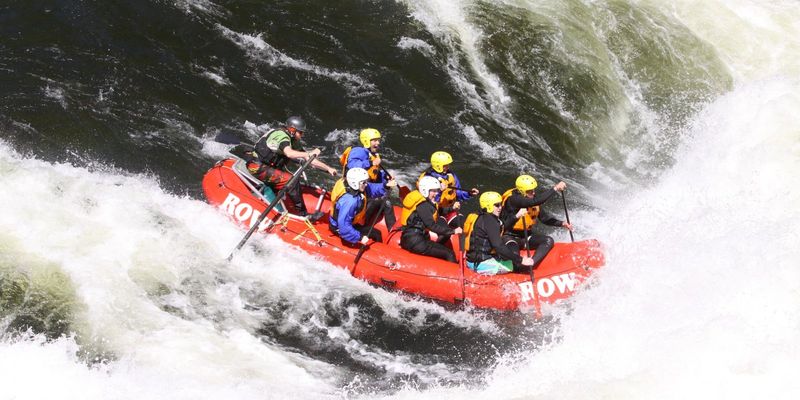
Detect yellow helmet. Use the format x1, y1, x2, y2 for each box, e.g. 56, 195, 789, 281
479, 191, 502, 213
430, 151, 453, 173
515, 175, 538, 193
359, 128, 381, 148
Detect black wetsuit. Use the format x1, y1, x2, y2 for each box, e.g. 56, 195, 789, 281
500, 188, 564, 271
365, 196, 396, 232
466, 212, 523, 267
400, 201, 457, 263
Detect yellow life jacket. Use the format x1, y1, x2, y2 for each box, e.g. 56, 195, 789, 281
331, 178, 366, 225
462, 213, 480, 252
340, 146, 381, 182
501, 188, 540, 231
339, 147, 352, 176
331, 178, 346, 204
400, 190, 437, 227
417, 170, 458, 209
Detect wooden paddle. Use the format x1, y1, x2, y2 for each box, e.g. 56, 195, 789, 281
522, 217, 534, 285
227, 154, 318, 261
561, 190, 575, 243
214, 131, 253, 146
352, 201, 385, 268
377, 164, 411, 200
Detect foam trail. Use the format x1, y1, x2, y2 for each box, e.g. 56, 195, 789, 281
216, 25, 376, 97
0, 141, 501, 398
398, 0, 550, 159
0, 143, 338, 399
497, 78, 800, 400
664, 0, 800, 81
378, 78, 800, 400
378, 1, 800, 398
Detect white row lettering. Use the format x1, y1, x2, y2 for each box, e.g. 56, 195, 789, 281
517, 273, 579, 300
220, 193, 270, 232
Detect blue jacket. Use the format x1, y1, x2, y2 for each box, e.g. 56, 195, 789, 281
346, 147, 389, 198
329, 191, 365, 243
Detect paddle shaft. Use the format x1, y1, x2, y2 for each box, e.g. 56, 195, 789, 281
215, 131, 326, 154
227, 154, 318, 261
562, 190, 575, 243
376, 163, 412, 199
522, 216, 534, 284
352, 199, 385, 267
377, 163, 393, 180
214, 131, 253, 146
458, 242, 466, 301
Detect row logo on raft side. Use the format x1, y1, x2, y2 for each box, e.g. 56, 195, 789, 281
220, 193, 272, 231
518, 272, 578, 302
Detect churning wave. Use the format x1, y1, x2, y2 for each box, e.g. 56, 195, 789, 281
2, 0, 800, 399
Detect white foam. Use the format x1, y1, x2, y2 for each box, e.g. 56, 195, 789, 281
0, 332, 333, 400
0, 145, 336, 397
43, 84, 67, 109
664, 0, 800, 81
378, 1, 800, 398
0, 140, 500, 396
492, 77, 800, 400
172, 0, 226, 17
201, 70, 230, 86
216, 25, 377, 97
396, 36, 436, 57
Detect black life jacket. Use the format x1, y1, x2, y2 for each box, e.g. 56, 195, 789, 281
253, 129, 292, 168
402, 198, 437, 235
465, 212, 502, 263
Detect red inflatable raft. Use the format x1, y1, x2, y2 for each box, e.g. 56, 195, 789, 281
203, 158, 604, 312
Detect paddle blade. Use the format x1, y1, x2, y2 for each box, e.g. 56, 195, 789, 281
214, 131, 243, 145
398, 185, 411, 201
353, 245, 367, 266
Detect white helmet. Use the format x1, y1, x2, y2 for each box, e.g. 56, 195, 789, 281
346, 167, 369, 190
418, 176, 441, 197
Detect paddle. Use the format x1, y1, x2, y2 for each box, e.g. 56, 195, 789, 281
226, 154, 318, 261
214, 131, 253, 146
215, 131, 328, 169
522, 217, 534, 284
561, 190, 575, 243
457, 238, 466, 301
398, 185, 411, 200
376, 163, 411, 199
352, 201, 385, 268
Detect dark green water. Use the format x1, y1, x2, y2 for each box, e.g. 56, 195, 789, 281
1, 0, 730, 196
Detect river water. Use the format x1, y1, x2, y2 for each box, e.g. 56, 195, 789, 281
1, 0, 799, 399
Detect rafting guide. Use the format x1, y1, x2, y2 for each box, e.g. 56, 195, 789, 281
244, 116, 338, 222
